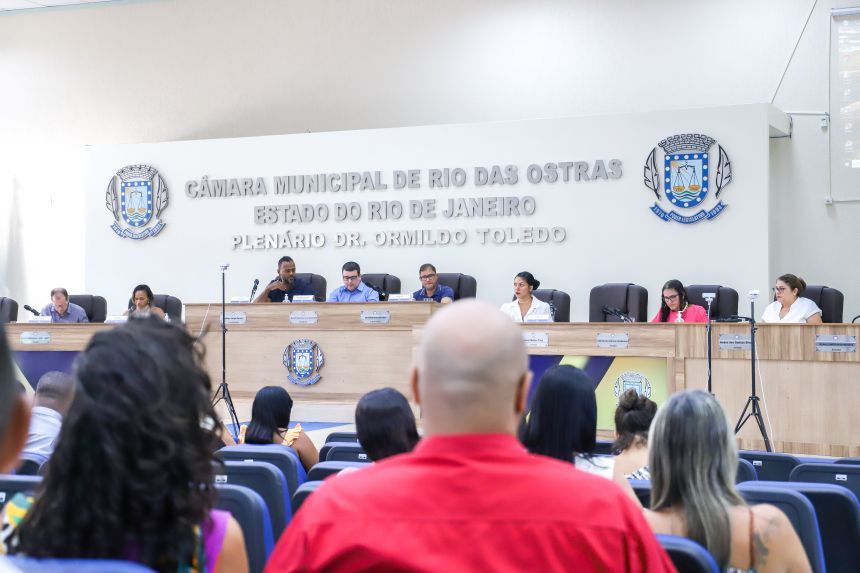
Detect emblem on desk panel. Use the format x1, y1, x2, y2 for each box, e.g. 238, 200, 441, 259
613, 372, 652, 399
283, 338, 325, 386
105, 164, 169, 240
643, 133, 731, 224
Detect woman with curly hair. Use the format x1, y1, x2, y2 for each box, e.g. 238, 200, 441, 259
1, 317, 247, 573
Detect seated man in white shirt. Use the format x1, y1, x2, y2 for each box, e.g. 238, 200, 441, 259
20, 371, 75, 465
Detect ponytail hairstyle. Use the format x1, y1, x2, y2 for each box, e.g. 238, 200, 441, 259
612, 388, 657, 453
245, 386, 294, 445
777, 273, 806, 297
658, 279, 688, 322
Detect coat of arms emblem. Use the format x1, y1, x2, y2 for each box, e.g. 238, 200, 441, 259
644, 133, 731, 224
613, 372, 652, 399
283, 339, 325, 386
105, 164, 169, 240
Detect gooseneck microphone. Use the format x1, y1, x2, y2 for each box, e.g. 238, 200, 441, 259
250, 278, 260, 300
23, 305, 40, 316
364, 281, 387, 301
602, 304, 633, 323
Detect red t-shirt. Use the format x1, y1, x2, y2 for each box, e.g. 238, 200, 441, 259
650, 303, 709, 323
265, 434, 676, 573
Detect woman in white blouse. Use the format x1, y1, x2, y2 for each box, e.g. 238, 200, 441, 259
500, 271, 552, 322
760, 274, 823, 324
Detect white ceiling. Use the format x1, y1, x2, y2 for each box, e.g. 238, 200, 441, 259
0, 0, 116, 11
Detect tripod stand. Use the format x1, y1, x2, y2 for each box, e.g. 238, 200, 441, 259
733, 298, 772, 452
212, 264, 240, 439
703, 293, 715, 395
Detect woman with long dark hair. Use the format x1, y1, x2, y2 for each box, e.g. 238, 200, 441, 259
2, 317, 247, 573
355, 388, 420, 461
645, 390, 810, 572
499, 271, 551, 322
651, 279, 707, 323
518, 365, 611, 477
124, 284, 166, 319
242, 386, 318, 472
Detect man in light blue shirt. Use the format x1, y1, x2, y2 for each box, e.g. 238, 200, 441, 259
40, 287, 89, 323
327, 261, 380, 302
20, 371, 75, 464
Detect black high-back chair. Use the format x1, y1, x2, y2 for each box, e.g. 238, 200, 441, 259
361, 273, 401, 301
588, 283, 648, 322
293, 273, 327, 302
803, 285, 844, 323
686, 285, 739, 320
533, 289, 571, 322
69, 294, 108, 323
0, 297, 19, 323
436, 273, 477, 300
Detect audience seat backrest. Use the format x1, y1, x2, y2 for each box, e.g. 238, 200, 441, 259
319, 441, 356, 463
686, 285, 739, 320
436, 273, 477, 300
741, 481, 860, 573
594, 439, 614, 456
8, 557, 157, 572
736, 459, 758, 483
293, 273, 327, 302
68, 295, 108, 323
0, 297, 19, 323
216, 445, 305, 497
361, 273, 401, 300
325, 443, 370, 463
737, 483, 826, 573
588, 283, 648, 322
835, 457, 860, 465
291, 480, 323, 514
739, 451, 801, 481
655, 534, 720, 573
214, 483, 273, 573
629, 478, 651, 508
325, 431, 359, 444
216, 460, 290, 538
0, 474, 41, 510
307, 461, 368, 481
790, 462, 860, 501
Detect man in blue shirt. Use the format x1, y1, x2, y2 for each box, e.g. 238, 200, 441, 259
412, 263, 455, 303
328, 261, 380, 302
40, 288, 89, 323
253, 256, 316, 303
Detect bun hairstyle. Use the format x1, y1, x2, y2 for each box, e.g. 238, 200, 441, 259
516, 271, 540, 291
777, 273, 806, 296
612, 388, 658, 453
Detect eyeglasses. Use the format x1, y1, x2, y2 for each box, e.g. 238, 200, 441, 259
342, 275, 360, 282
419, 273, 436, 281
663, 294, 679, 302
773, 286, 787, 293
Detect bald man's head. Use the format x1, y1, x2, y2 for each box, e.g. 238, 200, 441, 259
35, 371, 75, 416
412, 299, 530, 435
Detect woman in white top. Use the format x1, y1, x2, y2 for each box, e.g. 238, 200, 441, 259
760, 274, 822, 324
499, 271, 552, 322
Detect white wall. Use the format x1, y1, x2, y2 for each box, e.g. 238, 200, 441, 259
83, 105, 774, 318
1, 0, 858, 320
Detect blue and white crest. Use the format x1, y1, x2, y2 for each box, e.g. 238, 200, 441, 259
644, 133, 732, 225
283, 339, 325, 386
105, 164, 169, 240
120, 180, 153, 227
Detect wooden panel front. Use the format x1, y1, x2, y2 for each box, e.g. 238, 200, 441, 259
6, 323, 113, 351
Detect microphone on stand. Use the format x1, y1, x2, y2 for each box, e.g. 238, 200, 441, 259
602, 304, 633, 323
364, 281, 388, 301
23, 305, 40, 316
249, 278, 259, 300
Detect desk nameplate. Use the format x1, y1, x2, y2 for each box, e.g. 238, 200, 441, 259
718, 333, 751, 350
360, 310, 391, 325
597, 332, 629, 349
523, 331, 549, 348
815, 334, 857, 353
289, 311, 319, 325
220, 312, 247, 325
20, 331, 51, 345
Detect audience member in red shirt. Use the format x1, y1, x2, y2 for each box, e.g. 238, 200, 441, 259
266, 300, 676, 573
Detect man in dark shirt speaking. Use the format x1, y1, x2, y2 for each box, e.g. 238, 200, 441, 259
253, 256, 314, 303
